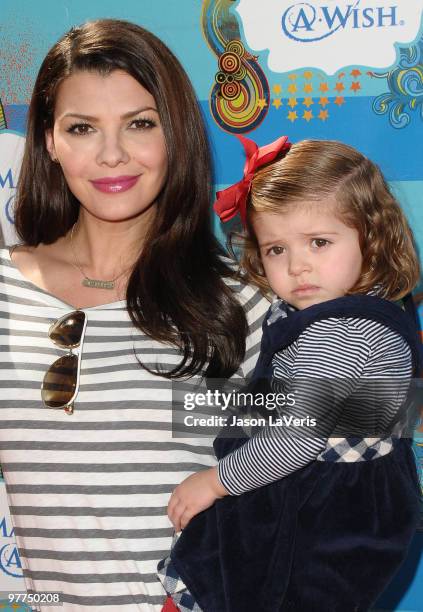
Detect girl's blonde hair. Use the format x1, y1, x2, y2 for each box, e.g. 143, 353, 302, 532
241, 139, 419, 301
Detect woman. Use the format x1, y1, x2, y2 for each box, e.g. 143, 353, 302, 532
0, 19, 269, 611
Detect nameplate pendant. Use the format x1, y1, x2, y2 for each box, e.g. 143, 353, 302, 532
82, 278, 115, 290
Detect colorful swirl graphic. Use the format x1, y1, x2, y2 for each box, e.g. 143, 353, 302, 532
201, 0, 270, 133
0, 98, 7, 130
371, 35, 423, 129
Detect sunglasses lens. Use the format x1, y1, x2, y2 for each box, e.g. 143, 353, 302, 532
42, 354, 78, 408
49, 310, 86, 348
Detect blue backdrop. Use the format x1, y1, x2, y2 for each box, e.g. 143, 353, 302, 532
0, 2, 422, 610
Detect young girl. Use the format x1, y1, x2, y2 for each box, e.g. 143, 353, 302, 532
160, 137, 422, 611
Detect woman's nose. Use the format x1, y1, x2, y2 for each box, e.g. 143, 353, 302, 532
96, 132, 130, 167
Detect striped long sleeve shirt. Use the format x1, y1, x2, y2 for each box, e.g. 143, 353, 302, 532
218, 309, 413, 495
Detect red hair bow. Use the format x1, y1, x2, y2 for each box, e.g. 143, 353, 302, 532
213, 134, 291, 225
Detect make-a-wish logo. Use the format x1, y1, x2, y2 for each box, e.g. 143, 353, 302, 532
0, 517, 23, 578
236, 0, 423, 74
0, 169, 16, 224
0, 131, 24, 246
282, 1, 400, 42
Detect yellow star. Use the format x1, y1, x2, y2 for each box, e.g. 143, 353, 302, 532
303, 70, 313, 80
273, 84, 282, 94
319, 82, 329, 93
287, 97, 298, 108
318, 109, 329, 121
303, 97, 313, 108
318, 97, 329, 107
287, 83, 297, 94
304, 83, 313, 93
288, 73, 298, 80
257, 98, 267, 109
287, 110, 298, 122
334, 96, 345, 106
334, 82, 345, 93
303, 110, 313, 122
272, 98, 282, 109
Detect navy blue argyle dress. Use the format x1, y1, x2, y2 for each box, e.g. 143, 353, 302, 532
166, 295, 422, 612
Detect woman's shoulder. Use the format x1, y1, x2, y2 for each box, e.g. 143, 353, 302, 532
218, 257, 269, 377
0, 243, 48, 287
0, 242, 74, 306
0, 244, 48, 300
220, 255, 270, 317
2, 243, 36, 268
0, 245, 18, 276
0, 246, 10, 262
0, 246, 32, 308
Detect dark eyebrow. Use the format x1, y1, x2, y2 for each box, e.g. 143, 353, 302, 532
59, 107, 159, 121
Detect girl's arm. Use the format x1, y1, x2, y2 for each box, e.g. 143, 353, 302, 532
218, 318, 372, 494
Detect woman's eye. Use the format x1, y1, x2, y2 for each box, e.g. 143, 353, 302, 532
311, 238, 329, 248
66, 123, 93, 136
268, 246, 285, 256
129, 118, 156, 130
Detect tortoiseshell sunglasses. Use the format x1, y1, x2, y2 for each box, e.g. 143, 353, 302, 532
41, 311, 87, 414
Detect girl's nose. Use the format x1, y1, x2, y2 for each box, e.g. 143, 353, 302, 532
287, 251, 311, 276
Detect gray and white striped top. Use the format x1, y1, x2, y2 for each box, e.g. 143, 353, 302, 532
0, 249, 269, 611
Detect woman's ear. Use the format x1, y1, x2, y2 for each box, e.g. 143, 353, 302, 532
45, 129, 58, 162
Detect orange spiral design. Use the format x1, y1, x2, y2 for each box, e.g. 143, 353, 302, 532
233, 65, 247, 81
221, 81, 241, 100
219, 51, 241, 75
226, 40, 245, 57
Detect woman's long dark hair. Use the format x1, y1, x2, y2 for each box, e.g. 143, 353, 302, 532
14, 19, 248, 378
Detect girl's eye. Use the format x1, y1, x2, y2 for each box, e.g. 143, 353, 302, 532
311, 238, 329, 248
66, 123, 93, 136
267, 246, 285, 256
129, 118, 157, 130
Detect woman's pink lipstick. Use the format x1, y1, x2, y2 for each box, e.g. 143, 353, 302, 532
90, 175, 140, 193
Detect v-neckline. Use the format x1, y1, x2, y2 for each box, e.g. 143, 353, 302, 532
2, 247, 126, 311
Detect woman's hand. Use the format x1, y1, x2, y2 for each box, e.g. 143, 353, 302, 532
167, 466, 229, 532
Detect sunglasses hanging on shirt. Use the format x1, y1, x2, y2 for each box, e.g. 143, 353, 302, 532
41, 310, 87, 414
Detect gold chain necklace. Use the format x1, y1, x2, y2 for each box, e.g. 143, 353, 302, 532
69, 223, 129, 290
